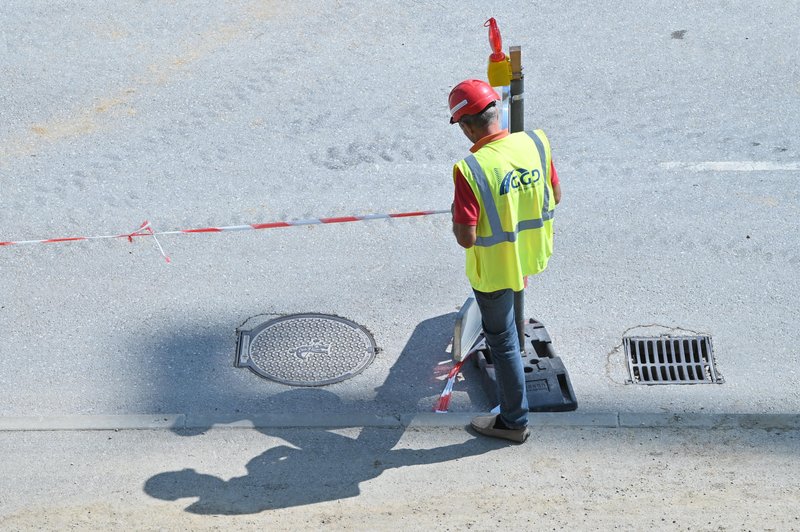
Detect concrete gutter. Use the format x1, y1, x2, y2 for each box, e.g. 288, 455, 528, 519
1, 412, 798, 431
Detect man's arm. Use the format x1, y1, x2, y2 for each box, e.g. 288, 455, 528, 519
452, 218, 477, 249
452, 168, 480, 249
551, 160, 561, 205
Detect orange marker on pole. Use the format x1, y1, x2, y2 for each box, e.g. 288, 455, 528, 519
485, 18, 512, 130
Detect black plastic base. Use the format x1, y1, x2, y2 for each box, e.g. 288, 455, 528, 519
474, 318, 578, 412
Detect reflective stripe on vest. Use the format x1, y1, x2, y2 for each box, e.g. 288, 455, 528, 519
464, 130, 555, 247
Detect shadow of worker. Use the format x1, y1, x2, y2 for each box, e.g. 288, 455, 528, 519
144, 313, 498, 515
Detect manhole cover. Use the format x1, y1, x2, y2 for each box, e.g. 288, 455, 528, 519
624, 335, 723, 385
235, 314, 377, 386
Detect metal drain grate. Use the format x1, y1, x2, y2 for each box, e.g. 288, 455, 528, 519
236, 314, 377, 386
624, 336, 722, 385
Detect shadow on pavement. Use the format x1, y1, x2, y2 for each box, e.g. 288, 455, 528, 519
144, 422, 501, 514
143, 313, 496, 514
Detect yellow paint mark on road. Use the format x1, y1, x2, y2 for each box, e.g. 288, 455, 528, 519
757, 196, 780, 207
146, 21, 252, 85
736, 193, 782, 208
29, 119, 96, 140
736, 191, 796, 211
1, 91, 137, 162
89, 24, 130, 41
0, 0, 279, 166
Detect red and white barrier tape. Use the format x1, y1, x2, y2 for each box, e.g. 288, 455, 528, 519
434, 351, 473, 414
0, 209, 450, 261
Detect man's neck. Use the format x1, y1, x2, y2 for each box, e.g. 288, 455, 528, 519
471, 123, 502, 143
469, 127, 509, 153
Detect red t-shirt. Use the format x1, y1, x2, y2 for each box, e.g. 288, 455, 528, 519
453, 130, 559, 226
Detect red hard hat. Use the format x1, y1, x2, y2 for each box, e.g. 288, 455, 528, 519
448, 79, 500, 124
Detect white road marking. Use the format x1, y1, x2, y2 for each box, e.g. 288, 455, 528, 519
660, 161, 800, 172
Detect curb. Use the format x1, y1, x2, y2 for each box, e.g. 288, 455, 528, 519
1, 412, 799, 432
618, 413, 800, 430
0, 415, 185, 431
403, 412, 620, 428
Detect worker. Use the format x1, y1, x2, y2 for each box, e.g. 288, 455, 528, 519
449, 79, 561, 443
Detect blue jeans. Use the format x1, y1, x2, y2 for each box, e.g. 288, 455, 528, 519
473, 288, 529, 428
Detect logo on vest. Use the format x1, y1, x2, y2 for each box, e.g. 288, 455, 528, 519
499, 168, 540, 196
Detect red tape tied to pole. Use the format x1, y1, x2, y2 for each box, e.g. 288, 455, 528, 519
0, 209, 450, 262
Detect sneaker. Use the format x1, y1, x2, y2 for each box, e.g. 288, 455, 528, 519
470, 414, 530, 443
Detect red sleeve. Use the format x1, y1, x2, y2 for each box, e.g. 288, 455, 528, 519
453, 167, 480, 226
550, 160, 559, 187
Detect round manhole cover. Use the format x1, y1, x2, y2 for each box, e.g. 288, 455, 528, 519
236, 314, 377, 386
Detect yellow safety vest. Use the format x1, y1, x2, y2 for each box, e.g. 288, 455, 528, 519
454, 130, 555, 292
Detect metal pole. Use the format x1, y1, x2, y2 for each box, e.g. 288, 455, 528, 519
509, 46, 524, 134
514, 290, 526, 353
509, 45, 526, 351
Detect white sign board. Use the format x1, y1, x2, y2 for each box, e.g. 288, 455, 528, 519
453, 296, 484, 362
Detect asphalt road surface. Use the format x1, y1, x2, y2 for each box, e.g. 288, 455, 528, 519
3, 0, 799, 422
